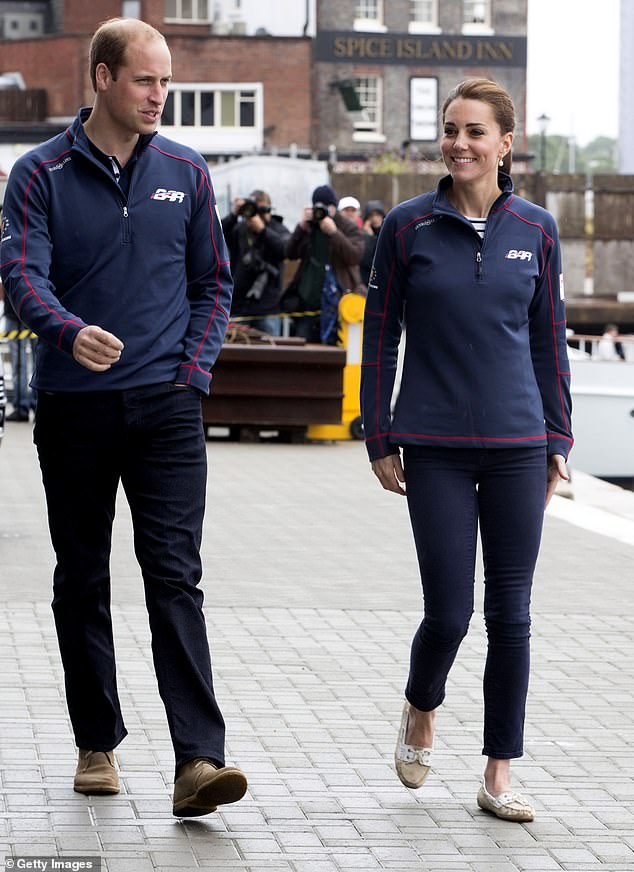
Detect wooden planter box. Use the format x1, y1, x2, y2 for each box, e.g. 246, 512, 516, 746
202, 343, 346, 429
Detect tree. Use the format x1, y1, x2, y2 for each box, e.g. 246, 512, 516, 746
526, 134, 617, 174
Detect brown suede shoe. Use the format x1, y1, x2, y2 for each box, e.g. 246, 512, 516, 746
173, 759, 247, 817
73, 749, 120, 795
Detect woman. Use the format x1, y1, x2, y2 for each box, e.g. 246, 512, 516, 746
360, 78, 573, 822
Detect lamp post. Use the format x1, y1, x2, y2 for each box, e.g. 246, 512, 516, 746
536, 113, 550, 207
537, 112, 550, 173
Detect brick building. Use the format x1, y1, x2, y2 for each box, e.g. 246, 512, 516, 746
0, 0, 312, 157
0, 0, 529, 164
314, 0, 528, 161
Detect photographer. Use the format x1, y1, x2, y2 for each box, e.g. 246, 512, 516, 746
284, 185, 364, 344
222, 190, 290, 335
360, 199, 386, 288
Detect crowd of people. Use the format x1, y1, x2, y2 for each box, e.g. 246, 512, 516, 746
221, 185, 385, 344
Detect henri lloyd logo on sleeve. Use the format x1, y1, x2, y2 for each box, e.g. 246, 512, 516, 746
151, 188, 186, 203
414, 216, 441, 231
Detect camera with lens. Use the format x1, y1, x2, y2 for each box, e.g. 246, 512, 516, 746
242, 249, 280, 301
238, 198, 271, 219
311, 202, 329, 225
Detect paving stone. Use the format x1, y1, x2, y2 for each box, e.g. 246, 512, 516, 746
2, 436, 634, 870
104, 860, 156, 872
511, 854, 563, 870
549, 847, 602, 864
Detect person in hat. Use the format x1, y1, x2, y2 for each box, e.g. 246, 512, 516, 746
284, 184, 364, 343
338, 196, 362, 227
221, 189, 290, 335
360, 199, 386, 287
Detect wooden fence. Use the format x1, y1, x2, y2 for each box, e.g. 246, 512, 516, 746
0, 89, 47, 122
332, 171, 634, 298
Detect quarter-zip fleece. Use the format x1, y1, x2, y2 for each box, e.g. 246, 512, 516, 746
0, 108, 233, 394
361, 173, 573, 461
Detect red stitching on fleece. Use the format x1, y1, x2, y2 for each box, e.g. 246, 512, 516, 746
545, 262, 570, 431
395, 211, 434, 236
57, 321, 74, 350
502, 204, 555, 247
149, 143, 227, 383
503, 202, 570, 438
366, 431, 549, 443
491, 193, 514, 213
502, 204, 554, 278
18, 147, 84, 340
375, 256, 397, 456
179, 363, 212, 378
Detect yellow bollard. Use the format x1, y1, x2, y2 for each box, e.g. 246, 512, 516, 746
307, 292, 365, 441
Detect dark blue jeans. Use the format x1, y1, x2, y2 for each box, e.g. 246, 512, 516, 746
33, 383, 226, 772
402, 446, 548, 759
293, 313, 321, 343
5, 313, 37, 415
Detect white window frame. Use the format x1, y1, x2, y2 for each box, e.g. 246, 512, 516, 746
160, 82, 263, 153
351, 75, 386, 144
462, 0, 494, 35
409, 77, 438, 141
162, 83, 260, 128
164, 0, 212, 24
122, 0, 141, 17
409, 0, 441, 35
353, 0, 387, 33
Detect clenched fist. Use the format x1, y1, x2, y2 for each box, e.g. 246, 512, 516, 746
72, 325, 124, 372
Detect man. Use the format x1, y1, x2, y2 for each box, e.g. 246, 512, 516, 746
285, 184, 364, 344
221, 190, 290, 335
597, 323, 626, 361
0, 18, 247, 817
337, 195, 362, 227
360, 199, 386, 288
0, 283, 37, 421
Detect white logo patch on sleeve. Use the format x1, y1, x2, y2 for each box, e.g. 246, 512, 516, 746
560, 273, 565, 300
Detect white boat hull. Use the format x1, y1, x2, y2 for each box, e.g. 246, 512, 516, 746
570, 358, 634, 477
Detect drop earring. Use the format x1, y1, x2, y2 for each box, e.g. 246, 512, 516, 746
499, 156, 504, 167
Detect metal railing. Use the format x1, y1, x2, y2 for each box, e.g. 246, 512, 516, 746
566, 333, 634, 362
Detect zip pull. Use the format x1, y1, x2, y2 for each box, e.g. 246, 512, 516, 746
121, 204, 131, 243
476, 249, 483, 279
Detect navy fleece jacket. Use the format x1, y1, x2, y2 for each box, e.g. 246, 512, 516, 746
361, 173, 573, 461
0, 108, 232, 394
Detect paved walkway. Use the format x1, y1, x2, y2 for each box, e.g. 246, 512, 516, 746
1, 423, 633, 871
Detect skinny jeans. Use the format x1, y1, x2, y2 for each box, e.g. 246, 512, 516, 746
33, 383, 226, 772
402, 445, 547, 759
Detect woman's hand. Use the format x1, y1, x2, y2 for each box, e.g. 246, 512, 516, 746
371, 453, 406, 495
545, 453, 569, 508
